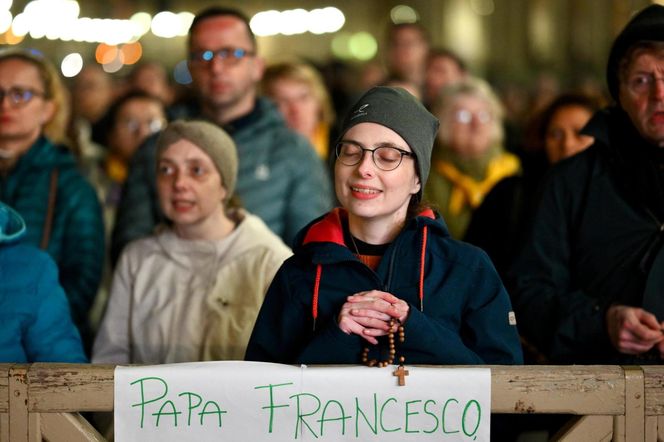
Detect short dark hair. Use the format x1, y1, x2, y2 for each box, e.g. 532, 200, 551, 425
188, 6, 256, 49
537, 93, 601, 142
94, 90, 165, 145
427, 47, 467, 73
386, 22, 430, 45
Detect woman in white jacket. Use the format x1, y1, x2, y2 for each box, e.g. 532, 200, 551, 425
93, 120, 292, 364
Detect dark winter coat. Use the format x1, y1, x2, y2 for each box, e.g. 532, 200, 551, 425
245, 208, 523, 365
509, 108, 664, 364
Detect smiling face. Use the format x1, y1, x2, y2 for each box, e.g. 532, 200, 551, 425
619, 48, 664, 147
188, 15, 264, 123
156, 139, 228, 239
335, 122, 421, 234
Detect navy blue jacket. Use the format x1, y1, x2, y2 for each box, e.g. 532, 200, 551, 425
245, 208, 523, 365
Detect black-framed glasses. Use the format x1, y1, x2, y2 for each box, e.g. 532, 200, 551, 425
189, 47, 255, 66
0, 87, 45, 107
335, 142, 414, 171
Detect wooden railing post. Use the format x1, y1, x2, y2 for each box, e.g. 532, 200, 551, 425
621, 365, 645, 442
8, 365, 39, 442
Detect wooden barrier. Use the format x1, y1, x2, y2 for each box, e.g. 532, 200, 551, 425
1, 363, 663, 441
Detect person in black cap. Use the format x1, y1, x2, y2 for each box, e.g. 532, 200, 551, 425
245, 86, 523, 365
510, 4, 664, 364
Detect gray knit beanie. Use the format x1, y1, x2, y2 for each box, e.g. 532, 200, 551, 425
337, 86, 439, 199
156, 119, 238, 199
606, 4, 664, 102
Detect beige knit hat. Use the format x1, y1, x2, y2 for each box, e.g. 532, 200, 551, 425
156, 119, 238, 199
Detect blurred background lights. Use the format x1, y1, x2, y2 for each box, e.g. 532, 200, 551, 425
173, 59, 192, 85
249, 10, 280, 37
95, 43, 118, 65
102, 58, 123, 73
10, 12, 29, 36
60, 52, 83, 78
470, 0, 495, 16
390, 5, 419, 24
349, 32, 378, 61
331, 32, 352, 59
177, 12, 195, 36
250, 7, 344, 36
120, 42, 142, 65
151, 11, 180, 38
0, 10, 11, 33
2, 4, 344, 49
279, 8, 308, 36
130, 12, 152, 36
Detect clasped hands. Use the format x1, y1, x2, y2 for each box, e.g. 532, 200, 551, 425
337, 290, 409, 344
606, 305, 664, 357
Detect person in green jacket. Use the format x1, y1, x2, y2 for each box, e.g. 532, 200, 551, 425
0, 48, 104, 353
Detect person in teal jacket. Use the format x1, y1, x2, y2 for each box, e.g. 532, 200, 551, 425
245, 87, 523, 365
0, 202, 87, 363
0, 49, 104, 351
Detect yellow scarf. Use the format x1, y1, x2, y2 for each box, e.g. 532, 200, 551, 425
311, 122, 330, 160
435, 152, 520, 216
105, 154, 128, 184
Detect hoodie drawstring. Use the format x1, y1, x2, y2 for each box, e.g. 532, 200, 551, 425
312, 263, 322, 331
419, 226, 428, 312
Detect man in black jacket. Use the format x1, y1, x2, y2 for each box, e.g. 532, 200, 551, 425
510, 4, 664, 364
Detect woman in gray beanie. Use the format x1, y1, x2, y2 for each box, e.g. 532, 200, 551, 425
246, 87, 522, 366
93, 120, 292, 364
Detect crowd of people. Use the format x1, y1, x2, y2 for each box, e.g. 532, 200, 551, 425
1, 2, 664, 438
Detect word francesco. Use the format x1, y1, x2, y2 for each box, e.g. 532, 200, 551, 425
128, 377, 483, 439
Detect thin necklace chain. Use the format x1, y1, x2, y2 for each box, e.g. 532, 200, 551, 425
349, 231, 361, 255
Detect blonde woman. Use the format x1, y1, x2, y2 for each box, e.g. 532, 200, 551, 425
262, 61, 335, 160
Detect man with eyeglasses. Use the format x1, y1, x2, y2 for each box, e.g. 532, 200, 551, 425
112, 6, 333, 263
510, 4, 664, 364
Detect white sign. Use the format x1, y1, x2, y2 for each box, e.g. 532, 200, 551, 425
114, 361, 491, 441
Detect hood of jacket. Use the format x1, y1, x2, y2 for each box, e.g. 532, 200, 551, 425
0, 202, 25, 244
10, 137, 77, 175
582, 106, 664, 222
293, 207, 449, 262
154, 209, 288, 269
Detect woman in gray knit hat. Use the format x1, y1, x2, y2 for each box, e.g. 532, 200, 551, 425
246, 87, 522, 366
93, 119, 292, 364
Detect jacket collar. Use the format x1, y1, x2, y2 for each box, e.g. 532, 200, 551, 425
302, 207, 437, 246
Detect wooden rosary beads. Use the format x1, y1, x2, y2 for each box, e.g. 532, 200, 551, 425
361, 318, 405, 368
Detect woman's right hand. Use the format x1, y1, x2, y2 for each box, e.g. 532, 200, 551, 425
337, 290, 408, 344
